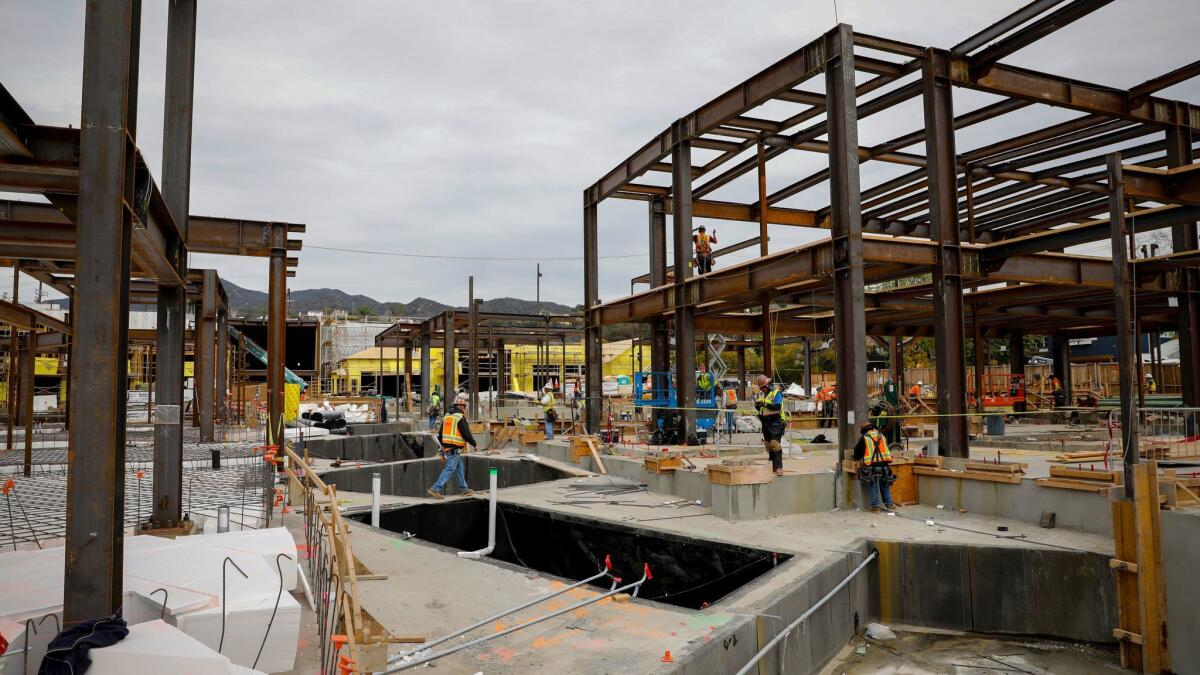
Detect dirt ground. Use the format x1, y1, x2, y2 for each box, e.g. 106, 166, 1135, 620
822, 627, 1126, 675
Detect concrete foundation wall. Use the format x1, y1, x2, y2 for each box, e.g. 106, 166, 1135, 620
321, 455, 572, 497
301, 432, 438, 462
916, 475, 1111, 536
1161, 510, 1200, 673
869, 540, 1117, 643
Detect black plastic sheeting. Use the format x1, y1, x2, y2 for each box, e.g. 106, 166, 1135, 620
359, 501, 790, 610
323, 456, 570, 497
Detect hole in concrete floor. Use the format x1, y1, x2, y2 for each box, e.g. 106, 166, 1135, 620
357, 501, 791, 610
323, 456, 573, 498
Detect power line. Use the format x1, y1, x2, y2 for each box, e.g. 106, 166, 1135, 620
304, 244, 647, 262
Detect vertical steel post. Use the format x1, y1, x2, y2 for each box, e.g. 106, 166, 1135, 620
196, 270, 216, 441
151, 0, 195, 528
648, 197, 669, 415
400, 342, 408, 413
1009, 332, 1026, 413
972, 311, 985, 413
802, 337, 813, 395
826, 24, 867, 459
1109, 154, 1139, 498
7, 267, 18, 452
757, 138, 774, 380
922, 47, 969, 457
582, 197, 602, 429
496, 339, 506, 403
215, 308, 227, 426
64, 0, 140, 625
468, 279, 479, 419
20, 337, 33, 477
1053, 334, 1072, 404
737, 345, 748, 400
268, 226, 287, 447
671, 123, 696, 442
1166, 121, 1199, 426
420, 333, 431, 403
441, 310, 454, 404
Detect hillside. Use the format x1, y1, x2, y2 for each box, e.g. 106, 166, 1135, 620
223, 281, 576, 318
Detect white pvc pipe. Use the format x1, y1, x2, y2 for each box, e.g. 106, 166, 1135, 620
458, 467, 497, 559
371, 472, 381, 528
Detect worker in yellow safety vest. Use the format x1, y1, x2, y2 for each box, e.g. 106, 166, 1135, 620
541, 384, 558, 439
853, 421, 895, 512
428, 393, 476, 499
755, 375, 786, 476
693, 225, 718, 274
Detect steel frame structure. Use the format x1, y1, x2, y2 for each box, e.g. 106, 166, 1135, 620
376, 310, 582, 420
0, 2, 305, 624
582, 1, 1200, 460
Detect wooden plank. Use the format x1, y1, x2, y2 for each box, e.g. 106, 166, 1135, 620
707, 463, 774, 486
913, 466, 1022, 484
1132, 462, 1169, 673
1113, 628, 1144, 645
585, 437, 608, 475
1035, 478, 1112, 493
963, 461, 1026, 474
644, 456, 684, 473
1050, 465, 1122, 483
1111, 498, 1143, 670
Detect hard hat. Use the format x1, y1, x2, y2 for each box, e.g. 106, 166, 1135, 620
454, 393, 468, 406
756, 374, 770, 386
1145, 372, 1153, 378
917, 380, 923, 385
698, 225, 706, 231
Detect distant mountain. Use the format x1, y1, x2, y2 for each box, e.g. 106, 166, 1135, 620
223, 281, 576, 318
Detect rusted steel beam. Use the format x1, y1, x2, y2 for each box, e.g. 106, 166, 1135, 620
196, 269, 216, 441
267, 226, 287, 446
1167, 124, 1200, 420
648, 198, 670, 410
671, 128, 697, 441
63, 0, 138, 626
826, 24, 867, 462
1109, 155, 1139, 493
967, 0, 1114, 70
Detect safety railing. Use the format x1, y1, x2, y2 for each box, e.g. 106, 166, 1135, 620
1137, 407, 1200, 461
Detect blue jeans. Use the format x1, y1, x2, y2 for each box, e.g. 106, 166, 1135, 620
431, 450, 468, 493
869, 474, 893, 509
428, 415, 438, 430
544, 412, 555, 439
725, 409, 735, 433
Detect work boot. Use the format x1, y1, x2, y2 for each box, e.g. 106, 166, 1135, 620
463, 489, 476, 497
427, 488, 444, 500
868, 506, 882, 513
774, 469, 784, 476
885, 504, 897, 512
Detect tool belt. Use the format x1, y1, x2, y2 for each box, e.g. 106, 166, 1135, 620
857, 463, 896, 486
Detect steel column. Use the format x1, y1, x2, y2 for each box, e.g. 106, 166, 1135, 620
267, 227, 287, 446
583, 200, 602, 429
441, 309, 454, 404
151, 0, 195, 528
1167, 123, 1199, 422
923, 47, 969, 457
1109, 154, 1139, 497
20, 337, 33, 477
420, 334, 431, 403
972, 310, 985, 413
468, 278, 479, 419
402, 343, 411, 412
1052, 334, 1072, 403
196, 269, 216, 441
215, 308, 228, 425
826, 25, 867, 459
671, 127, 696, 442
648, 197, 670, 409
890, 337, 904, 395
1009, 332, 1026, 412
496, 339, 506, 403
737, 345, 747, 400
758, 139, 774, 381
63, 0, 140, 625
6, 267, 17, 453
802, 337, 812, 395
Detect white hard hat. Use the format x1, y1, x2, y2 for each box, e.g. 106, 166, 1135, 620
1145, 372, 1153, 378
454, 393, 468, 405
917, 380, 923, 385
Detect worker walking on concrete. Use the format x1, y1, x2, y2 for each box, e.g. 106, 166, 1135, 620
755, 375, 786, 476
1144, 372, 1158, 395
853, 420, 896, 513
427, 385, 443, 430
428, 393, 476, 499
693, 225, 717, 274
722, 384, 738, 438
541, 384, 558, 439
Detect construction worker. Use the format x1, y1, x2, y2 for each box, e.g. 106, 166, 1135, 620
882, 377, 899, 408
428, 393, 476, 499
1144, 372, 1158, 395
427, 385, 443, 430
693, 225, 718, 274
819, 384, 837, 429
853, 420, 895, 513
1051, 376, 1066, 407
541, 384, 558, 439
907, 381, 922, 404
722, 383, 738, 437
697, 364, 714, 397
754, 375, 786, 476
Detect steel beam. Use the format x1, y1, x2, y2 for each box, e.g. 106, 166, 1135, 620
215, 308, 228, 424
441, 309, 454, 409
468, 279, 479, 419
420, 334, 431, 404
19, 337, 33, 476
1052, 333, 1073, 403
1166, 124, 1199, 420
826, 24, 867, 462
63, 0, 139, 626
671, 128, 697, 442
924, 48, 969, 457
267, 226, 286, 446
583, 199, 601, 428
196, 269, 216, 441
648, 197, 670, 418
1109, 154, 1139, 496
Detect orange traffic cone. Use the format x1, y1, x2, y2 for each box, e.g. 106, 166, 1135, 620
661, 650, 673, 663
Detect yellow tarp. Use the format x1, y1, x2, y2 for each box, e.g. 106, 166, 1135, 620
284, 383, 300, 422
35, 357, 58, 375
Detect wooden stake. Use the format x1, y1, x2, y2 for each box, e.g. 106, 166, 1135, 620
1132, 461, 1169, 672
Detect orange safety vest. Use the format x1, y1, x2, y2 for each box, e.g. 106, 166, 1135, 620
695, 232, 712, 254
864, 429, 892, 465
908, 385, 920, 397
441, 412, 466, 447
724, 388, 737, 406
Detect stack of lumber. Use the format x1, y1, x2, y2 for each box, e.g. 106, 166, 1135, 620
707, 459, 774, 486
912, 458, 1026, 484
1036, 465, 1121, 493
1051, 449, 1109, 463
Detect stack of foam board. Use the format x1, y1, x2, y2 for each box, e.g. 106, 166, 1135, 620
0, 528, 300, 674
88, 620, 264, 674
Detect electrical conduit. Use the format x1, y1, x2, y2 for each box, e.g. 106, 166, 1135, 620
457, 467, 497, 559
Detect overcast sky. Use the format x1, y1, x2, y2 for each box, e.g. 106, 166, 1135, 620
3, 1, 1197, 307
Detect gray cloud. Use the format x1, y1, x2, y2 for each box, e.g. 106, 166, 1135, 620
2, 1, 1196, 307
